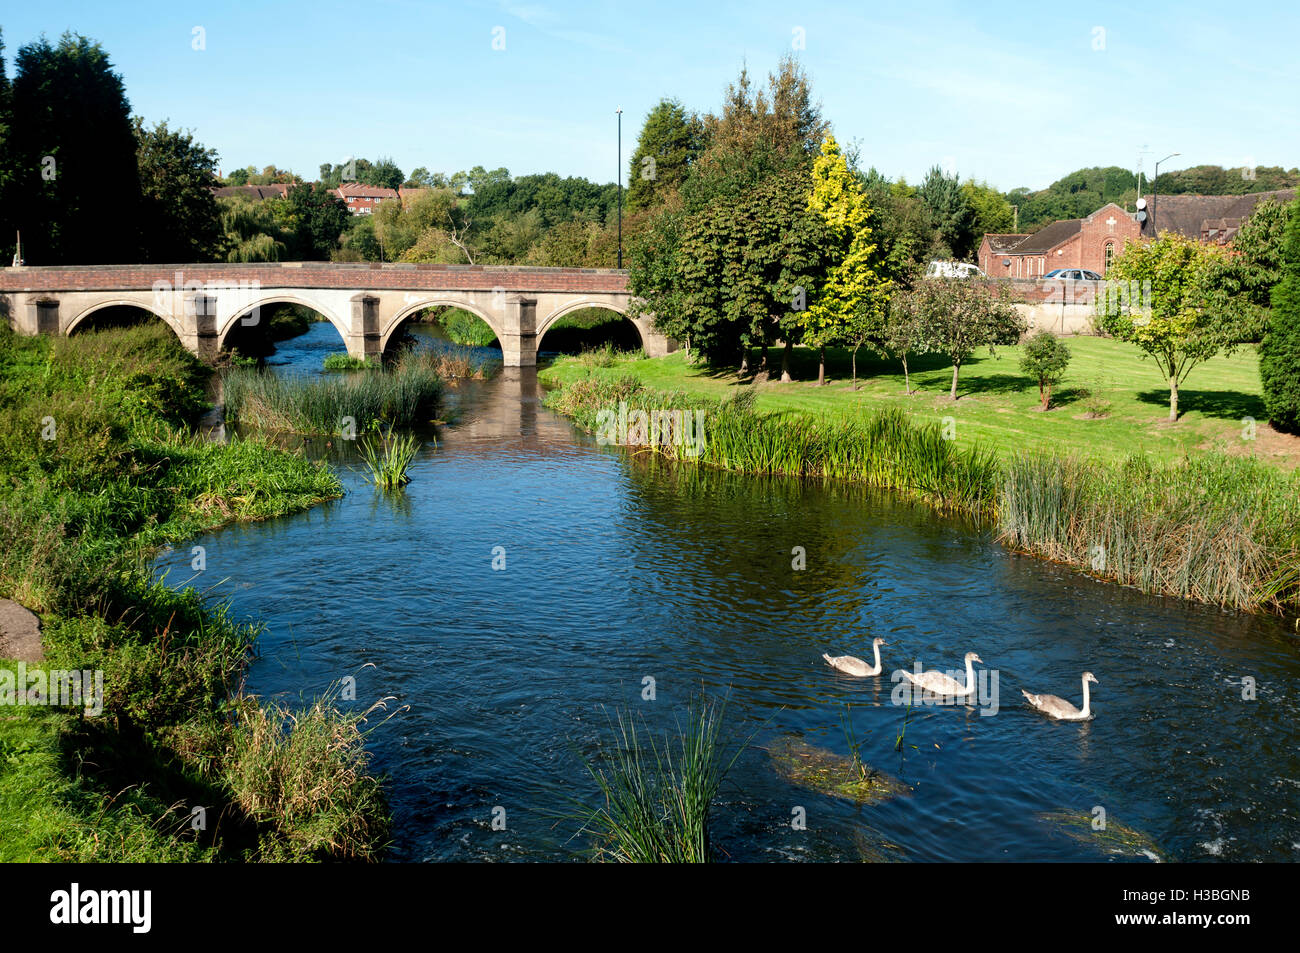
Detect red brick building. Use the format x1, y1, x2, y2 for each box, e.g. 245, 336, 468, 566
979, 203, 1140, 278
335, 182, 399, 215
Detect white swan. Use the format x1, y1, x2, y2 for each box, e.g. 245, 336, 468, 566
823, 638, 886, 677
899, 652, 982, 698
1022, 672, 1097, 721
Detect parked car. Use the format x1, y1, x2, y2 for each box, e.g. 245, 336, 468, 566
1042, 268, 1102, 280
925, 260, 987, 279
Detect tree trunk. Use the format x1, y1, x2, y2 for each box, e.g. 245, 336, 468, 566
760, 343, 768, 370
739, 346, 749, 375
902, 355, 911, 394
1169, 379, 1179, 421
851, 347, 858, 391
1041, 383, 1050, 410
817, 346, 826, 386
950, 363, 960, 400
781, 340, 793, 382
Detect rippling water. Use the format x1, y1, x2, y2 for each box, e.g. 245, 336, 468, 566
157, 334, 1300, 862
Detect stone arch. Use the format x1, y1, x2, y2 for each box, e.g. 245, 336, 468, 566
66, 298, 187, 341
537, 297, 644, 351
216, 293, 349, 351
378, 297, 506, 353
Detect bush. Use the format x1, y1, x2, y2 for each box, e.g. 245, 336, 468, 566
1260, 204, 1300, 432
1019, 331, 1072, 409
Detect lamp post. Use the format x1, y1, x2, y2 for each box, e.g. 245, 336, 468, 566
616, 107, 623, 269
1152, 152, 1180, 236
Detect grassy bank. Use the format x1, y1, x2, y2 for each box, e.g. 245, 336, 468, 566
540, 338, 1297, 468
543, 370, 1300, 616
0, 323, 390, 861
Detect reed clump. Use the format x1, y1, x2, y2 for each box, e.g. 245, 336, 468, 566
360, 432, 422, 489
223, 353, 443, 434
577, 699, 739, 863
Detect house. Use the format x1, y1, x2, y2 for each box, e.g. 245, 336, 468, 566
978, 203, 1140, 278
1138, 189, 1295, 243
335, 182, 399, 215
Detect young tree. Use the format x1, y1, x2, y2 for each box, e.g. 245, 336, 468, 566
1019, 330, 1072, 409
1260, 201, 1300, 432
800, 136, 891, 386
911, 279, 1026, 399
1097, 232, 1248, 420
882, 291, 935, 394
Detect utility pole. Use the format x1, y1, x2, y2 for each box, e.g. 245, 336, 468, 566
616, 107, 623, 269
1152, 152, 1181, 236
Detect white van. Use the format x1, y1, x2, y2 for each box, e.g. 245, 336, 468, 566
925, 260, 986, 279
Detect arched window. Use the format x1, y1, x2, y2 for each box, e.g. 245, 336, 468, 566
1104, 242, 1115, 273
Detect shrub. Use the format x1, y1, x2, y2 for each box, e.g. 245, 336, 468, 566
1260, 202, 1300, 432
1019, 330, 1072, 409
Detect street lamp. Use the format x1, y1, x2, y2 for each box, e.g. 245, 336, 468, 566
616, 108, 623, 269
1151, 152, 1180, 236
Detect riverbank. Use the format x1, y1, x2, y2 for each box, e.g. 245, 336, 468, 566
540, 364, 1300, 618
0, 324, 390, 861
540, 338, 1300, 468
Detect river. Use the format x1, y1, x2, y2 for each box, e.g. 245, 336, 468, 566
156, 321, 1300, 862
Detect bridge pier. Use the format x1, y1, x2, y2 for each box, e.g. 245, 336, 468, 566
498, 294, 538, 368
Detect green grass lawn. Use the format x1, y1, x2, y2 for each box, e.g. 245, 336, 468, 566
540, 336, 1299, 468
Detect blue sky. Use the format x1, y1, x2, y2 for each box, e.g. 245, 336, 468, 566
3, 0, 1296, 191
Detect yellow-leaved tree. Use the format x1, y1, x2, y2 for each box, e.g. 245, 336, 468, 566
801, 136, 893, 387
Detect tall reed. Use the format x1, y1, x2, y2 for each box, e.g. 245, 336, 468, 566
577, 699, 739, 863
223, 355, 443, 434
359, 433, 422, 489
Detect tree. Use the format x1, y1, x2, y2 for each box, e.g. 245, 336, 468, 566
1260, 202, 1300, 432
910, 279, 1026, 399
135, 118, 222, 261
882, 291, 935, 394
918, 166, 975, 261
1019, 331, 1072, 409
627, 99, 704, 210
631, 168, 831, 368
9, 32, 141, 263
1097, 232, 1248, 420
218, 196, 289, 261
963, 180, 1015, 243
801, 136, 891, 386
0, 29, 14, 262
1214, 197, 1293, 341
277, 183, 350, 259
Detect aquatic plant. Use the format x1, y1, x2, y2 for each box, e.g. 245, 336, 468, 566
766, 734, 910, 804
577, 699, 741, 863
223, 353, 443, 434
360, 432, 423, 490
322, 353, 371, 371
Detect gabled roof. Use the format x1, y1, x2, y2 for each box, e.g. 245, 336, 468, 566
984, 233, 1030, 253
1007, 218, 1083, 255
1141, 189, 1295, 238
336, 183, 399, 199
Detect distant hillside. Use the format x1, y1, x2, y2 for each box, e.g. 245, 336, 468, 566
1006, 164, 1300, 230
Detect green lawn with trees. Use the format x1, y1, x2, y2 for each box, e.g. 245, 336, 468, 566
540, 336, 1288, 467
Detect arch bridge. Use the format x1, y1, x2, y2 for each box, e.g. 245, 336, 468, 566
0, 262, 672, 365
